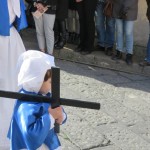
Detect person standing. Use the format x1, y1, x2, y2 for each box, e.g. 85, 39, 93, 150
31, 0, 57, 55
75, 0, 97, 55
139, 0, 150, 66
95, 0, 115, 56
112, 0, 138, 65
0, 0, 27, 148
54, 0, 68, 49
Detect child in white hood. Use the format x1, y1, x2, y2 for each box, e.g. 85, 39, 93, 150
8, 50, 67, 150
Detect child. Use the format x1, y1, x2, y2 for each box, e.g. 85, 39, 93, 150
7, 50, 67, 150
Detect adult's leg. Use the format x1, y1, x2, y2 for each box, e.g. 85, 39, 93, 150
112, 19, 123, 60
115, 19, 124, 52
76, 1, 86, 50
33, 15, 45, 52
105, 17, 115, 48
43, 13, 55, 55
95, 2, 106, 49
55, 19, 67, 49
124, 21, 134, 54
84, 0, 97, 52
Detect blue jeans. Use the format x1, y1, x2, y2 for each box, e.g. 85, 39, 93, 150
145, 23, 150, 62
95, 2, 115, 48
116, 19, 134, 54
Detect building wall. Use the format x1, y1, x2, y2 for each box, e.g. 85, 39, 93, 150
134, 0, 149, 47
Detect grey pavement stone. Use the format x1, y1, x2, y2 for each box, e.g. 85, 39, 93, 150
92, 145, 122, 150
59, 133, 80, 150
105, 124, 150, 150
61, 113, 107, 150
55, 60, 150, 149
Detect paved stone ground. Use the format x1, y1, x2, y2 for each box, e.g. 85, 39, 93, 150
54, 59, 150, 150
19, 28, 150, 150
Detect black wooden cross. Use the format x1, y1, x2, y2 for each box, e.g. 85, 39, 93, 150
0, 67, 100, 133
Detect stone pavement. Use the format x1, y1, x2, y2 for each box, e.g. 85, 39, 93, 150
56, 59, 150, 150
21, 28, 150, 150
21, 28, 150, 77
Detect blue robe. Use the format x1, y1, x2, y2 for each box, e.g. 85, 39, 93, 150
8, 89, 66, 150
0, 0, 27, 36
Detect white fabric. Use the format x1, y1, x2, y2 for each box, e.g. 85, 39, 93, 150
7, 0, 16, 24
49, 114, 55, 129
12, 0, 21, 18
0, 1, 24, 148
0, 2, 25, 148
17, 50, 55, 93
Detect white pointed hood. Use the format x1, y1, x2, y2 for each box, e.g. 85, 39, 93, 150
17, 50, 55, 93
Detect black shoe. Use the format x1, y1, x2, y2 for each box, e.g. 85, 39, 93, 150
54, 39, 66, 49
111, 50, 122, 60
81, 50, 92, 55
75, 45, 83, 52
125, 54, 133, 65
105, 47, 113, 56
95, 45, 105, 51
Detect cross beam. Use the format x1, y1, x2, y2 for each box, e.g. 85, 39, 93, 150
0, 67, 100, 132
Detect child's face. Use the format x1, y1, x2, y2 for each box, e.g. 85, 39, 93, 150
39, 78, 51, 94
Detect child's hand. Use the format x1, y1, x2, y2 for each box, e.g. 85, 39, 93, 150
48, 106, 64, 124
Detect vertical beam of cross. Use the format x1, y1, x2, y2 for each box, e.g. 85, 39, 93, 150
51, 67, 60, 133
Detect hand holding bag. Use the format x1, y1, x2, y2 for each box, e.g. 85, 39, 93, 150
103, 0, 113, 17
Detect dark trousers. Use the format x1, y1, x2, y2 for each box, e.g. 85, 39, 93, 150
76, 0, 97, 51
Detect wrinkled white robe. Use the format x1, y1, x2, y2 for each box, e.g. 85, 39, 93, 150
0, 0, 25, 148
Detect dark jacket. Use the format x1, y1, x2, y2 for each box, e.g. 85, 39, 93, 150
56, 0, 68, 21
31, 0, 57, 14
146, 0, 150, 21
69, 0, 77, 10
112, 0, 138, 21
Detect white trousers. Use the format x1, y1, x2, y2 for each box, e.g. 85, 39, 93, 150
33, 13, 55, 55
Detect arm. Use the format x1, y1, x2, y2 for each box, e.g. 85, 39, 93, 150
16, 103, 51, 147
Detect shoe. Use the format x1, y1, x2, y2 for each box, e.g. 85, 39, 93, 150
75, 45, 83, 52
54, 39, 66, 49
111, 50, 122, 60
105, 47, 113, 56
95, 45, 105, 51
81, 51, 92, 55
139, 61, 150, 66
125, 54, 133, 65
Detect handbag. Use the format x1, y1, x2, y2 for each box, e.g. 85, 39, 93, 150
103, 1, 113, 17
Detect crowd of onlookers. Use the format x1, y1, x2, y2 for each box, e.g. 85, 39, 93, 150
24, 0, 150, 66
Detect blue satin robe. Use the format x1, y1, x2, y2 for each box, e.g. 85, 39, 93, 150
0, 0, 27, 36
8, 89, 66, 150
